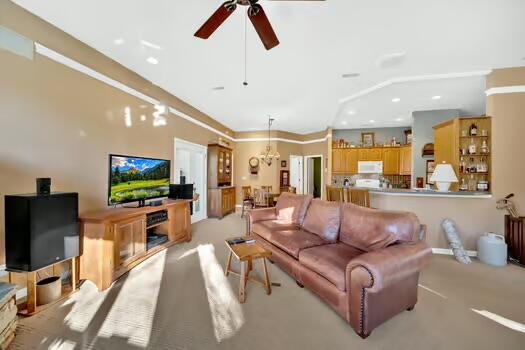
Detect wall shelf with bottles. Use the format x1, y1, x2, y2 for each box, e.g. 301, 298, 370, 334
434, 116, 491, 193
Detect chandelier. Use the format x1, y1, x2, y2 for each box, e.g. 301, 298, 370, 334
259, 116, 280, 166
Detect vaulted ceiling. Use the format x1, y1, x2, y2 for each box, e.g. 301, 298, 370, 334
14, 0, 525, 133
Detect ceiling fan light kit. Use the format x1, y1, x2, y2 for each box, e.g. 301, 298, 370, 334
195, 0, 325, 51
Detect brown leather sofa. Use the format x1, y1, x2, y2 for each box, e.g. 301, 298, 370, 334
246, 192, 432, 338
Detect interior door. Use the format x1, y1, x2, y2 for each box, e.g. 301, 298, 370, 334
175, 139, 208, 223
290, 155, 303, 194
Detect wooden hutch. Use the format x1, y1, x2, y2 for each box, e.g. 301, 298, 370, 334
434, 116, 492, 192
207, 144, 235, 219
80, 199, 191, 291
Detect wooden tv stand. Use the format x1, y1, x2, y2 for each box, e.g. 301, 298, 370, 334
79, 199, 191, 291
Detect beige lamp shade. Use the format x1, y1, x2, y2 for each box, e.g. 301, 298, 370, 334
430, 163, 459, 192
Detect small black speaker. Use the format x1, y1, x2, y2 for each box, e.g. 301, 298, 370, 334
36, 178, 51, 195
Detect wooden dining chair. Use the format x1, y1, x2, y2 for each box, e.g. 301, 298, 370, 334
241, 186, 255, 218
347, 188, 371, 208
326, 186, 344, 202
254, 188, 270, 208
261, 185, 273, 193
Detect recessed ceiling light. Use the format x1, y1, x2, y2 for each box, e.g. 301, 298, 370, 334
395, 118, 404, 122
392, 98, 401, 103
432, 95, 442, 100
342, 73, 360, 79
347, 110, 356, 115
140, 115, 147, 122
146, 57, 159, 65
141, 40, 163, 50
212, 86, 225, 91
113, 38, 124, 45
341, 120, 348, 125
369, 119, 376, 123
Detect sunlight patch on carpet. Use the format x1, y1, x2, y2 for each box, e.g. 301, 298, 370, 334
94, 250, 167, 348
418, 284, 447, 299
197, 244, 244, 342
471, 309, 525, 333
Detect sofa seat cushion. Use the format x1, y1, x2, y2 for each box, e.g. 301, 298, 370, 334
299, 243, 364, 292
340, 203, 421, 252
270, 229, 329, 259
252, 220, 299, 241
302, 199, 341, 242
275, 193, 313, 225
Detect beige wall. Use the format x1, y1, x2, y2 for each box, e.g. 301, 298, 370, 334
0, 3, 233, 264
233, 130, 330, 204
371, 67, 525, 249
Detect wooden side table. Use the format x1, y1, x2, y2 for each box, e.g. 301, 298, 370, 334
224, 238, 272, 303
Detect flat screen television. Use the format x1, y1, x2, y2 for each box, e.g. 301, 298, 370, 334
109, 154, 171, 206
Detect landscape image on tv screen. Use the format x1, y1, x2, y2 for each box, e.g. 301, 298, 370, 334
109, 155, 170, 205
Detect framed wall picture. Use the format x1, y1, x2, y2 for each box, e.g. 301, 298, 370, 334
361, 132, 375, 147
281, 160, 287, 168
426, 160, 436, 184
280, 170, 290, 187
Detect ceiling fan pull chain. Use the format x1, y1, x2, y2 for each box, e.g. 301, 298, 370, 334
243, 10, 248, 86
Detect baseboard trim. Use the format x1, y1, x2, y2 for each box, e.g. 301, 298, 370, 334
432, 248, 478, 257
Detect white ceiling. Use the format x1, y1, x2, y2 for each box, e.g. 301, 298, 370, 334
13, 0, 525, 134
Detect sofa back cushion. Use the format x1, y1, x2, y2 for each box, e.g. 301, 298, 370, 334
302, 199, 341, 242
275, 192, 313, 225
340, 203, 420, 252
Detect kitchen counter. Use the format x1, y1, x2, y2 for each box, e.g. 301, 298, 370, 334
370, 188, 492, 198
349, 187, 492, 199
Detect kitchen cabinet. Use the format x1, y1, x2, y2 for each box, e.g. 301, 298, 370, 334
332, 149, 358, 174
399, 146, 412, 175
332, 149, 345, 174
382, 148, 400, 175
358, 148, 383, 161
345, 149, 358, 174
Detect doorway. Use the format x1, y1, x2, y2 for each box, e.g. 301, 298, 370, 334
174, 138, 207, 223
304, 155, 323, 198
289, 155, 303, 194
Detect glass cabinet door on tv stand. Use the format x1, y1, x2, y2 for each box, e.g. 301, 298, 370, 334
113, 217, 146, 267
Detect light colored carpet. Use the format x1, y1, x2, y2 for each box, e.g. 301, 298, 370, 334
10, 213, 525, 349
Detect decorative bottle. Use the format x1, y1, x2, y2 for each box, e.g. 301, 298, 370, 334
469, 123, 478, 136
480, 140, 489, 154
468, 138, 477, 155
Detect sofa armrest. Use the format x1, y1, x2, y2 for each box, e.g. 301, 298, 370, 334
245, 207, 277, 234
345, 241, 432, 337
347, 241, 431, 292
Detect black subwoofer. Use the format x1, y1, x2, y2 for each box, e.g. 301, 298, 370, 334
4, 192, 79, 272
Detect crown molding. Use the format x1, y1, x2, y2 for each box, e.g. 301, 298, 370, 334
485, 85, 525, 96
34, 43, 332, 144
338, 70, 492, 104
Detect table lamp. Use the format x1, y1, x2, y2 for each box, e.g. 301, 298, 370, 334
430, 162, 458, 192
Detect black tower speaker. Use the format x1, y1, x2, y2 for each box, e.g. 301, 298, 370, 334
4, 192, 79, 272
36, 178, 51, 195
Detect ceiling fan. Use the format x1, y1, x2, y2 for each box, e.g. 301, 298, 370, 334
194, 0, 325, 51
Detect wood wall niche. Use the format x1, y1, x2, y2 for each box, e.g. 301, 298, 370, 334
434, 116, 492, 192
79, 200, 191, 291
208, 144, 236, 218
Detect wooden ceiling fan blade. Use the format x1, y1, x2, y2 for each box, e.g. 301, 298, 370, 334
248, 4, 279, 50
195, 2, 237, 39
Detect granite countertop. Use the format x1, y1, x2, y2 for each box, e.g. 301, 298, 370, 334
337, 186, 492, 199
366, 187, 492, 198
